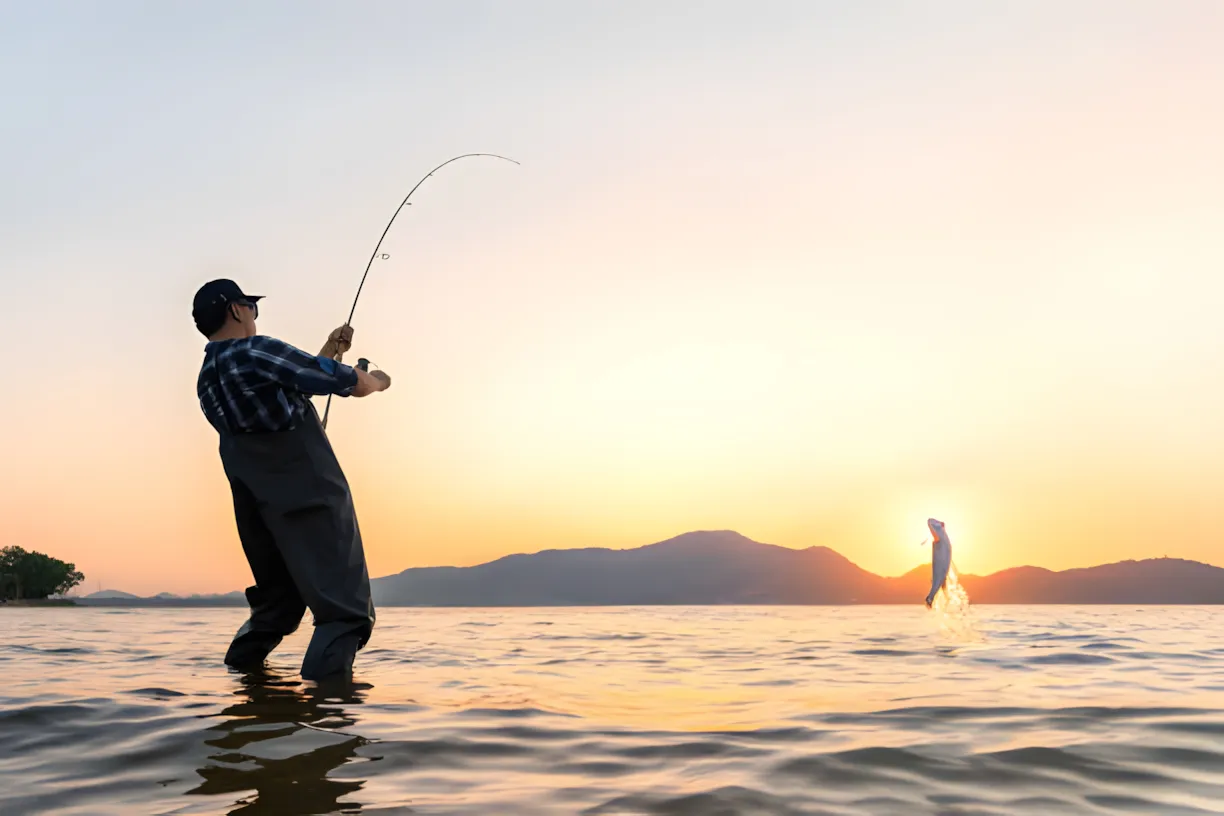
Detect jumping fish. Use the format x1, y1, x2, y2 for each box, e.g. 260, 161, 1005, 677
925, 518, 952, 608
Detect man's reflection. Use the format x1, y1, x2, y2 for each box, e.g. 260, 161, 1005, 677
187, 669, 372, 815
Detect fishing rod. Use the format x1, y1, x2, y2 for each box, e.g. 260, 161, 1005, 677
321, 152, 520, 429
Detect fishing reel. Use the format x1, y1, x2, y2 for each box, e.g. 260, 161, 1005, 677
355, 358, 379, 372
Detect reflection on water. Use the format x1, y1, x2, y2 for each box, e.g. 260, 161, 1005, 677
4, 606, 1224, 815
189, 672, 371, 815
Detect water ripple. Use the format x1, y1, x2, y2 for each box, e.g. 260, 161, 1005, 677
2, 606, 1224, 814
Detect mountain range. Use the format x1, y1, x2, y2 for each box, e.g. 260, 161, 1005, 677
78, 589, 246, 606
75, 531, 1224, 606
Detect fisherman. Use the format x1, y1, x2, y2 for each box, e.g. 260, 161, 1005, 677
192, 279, 391, 681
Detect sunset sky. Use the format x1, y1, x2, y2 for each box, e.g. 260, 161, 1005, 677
3, 2, 1223, 596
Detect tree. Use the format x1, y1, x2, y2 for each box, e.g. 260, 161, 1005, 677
0, 547, 85, 600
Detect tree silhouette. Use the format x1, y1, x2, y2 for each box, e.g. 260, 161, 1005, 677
0, 547, 84, 600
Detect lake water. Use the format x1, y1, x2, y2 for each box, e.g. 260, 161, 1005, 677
3, 605, 1224, 815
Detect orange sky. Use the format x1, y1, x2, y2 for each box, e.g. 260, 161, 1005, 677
3, 3, 1224, 595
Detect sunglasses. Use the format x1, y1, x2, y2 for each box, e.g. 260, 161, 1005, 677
233, 299, 259, 320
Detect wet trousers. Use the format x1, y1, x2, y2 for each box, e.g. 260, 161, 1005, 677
217, 406, 375, 680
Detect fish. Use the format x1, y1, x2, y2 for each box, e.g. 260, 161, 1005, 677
925, 518, 952, 608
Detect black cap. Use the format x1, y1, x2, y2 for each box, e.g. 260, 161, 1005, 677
192, 279, 263, 333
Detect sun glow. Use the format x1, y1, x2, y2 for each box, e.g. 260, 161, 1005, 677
897, 496, 974, 573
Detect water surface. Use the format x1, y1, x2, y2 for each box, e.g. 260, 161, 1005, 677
3, 605, 1224, 814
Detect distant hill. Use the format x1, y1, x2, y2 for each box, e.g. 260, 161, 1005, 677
83, 590, 141, 600
76, 590, 246, 607
958, 559, 1224, 604
81, 532, 1224, 607
373, 531, 891, 606
370, 531, 1224, 606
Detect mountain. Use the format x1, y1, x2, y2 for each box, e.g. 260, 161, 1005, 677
372, 531, 892, 606
960, 559, 1224, 604
81, 532, 1224, 607
370, 531, 1224, 606
76, 590, 246, 607
877, 560, 1224, 605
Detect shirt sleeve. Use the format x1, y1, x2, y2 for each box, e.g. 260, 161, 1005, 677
246, 336, 360, 397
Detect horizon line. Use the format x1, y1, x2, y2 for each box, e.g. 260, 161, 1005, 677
78, 530, 1221, 597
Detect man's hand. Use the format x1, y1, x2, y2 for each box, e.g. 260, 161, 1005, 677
320, 325, 354, 360
353, 367, 391, 397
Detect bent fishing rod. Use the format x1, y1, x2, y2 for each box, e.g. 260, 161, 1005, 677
321, 152, 520, 430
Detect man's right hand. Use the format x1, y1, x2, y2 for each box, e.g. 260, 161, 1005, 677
353, 367, 392, 397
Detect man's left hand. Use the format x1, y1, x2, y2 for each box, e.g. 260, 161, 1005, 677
321, 325, 354, 360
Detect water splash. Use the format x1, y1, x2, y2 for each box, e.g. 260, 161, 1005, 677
931, 563, 979, 641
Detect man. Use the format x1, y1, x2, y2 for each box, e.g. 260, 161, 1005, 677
192, 279, 391, 681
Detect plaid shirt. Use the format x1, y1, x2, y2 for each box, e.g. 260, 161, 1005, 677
197, 336, 359, 434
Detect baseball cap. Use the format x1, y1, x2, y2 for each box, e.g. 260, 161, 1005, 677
192, 279, 263, 333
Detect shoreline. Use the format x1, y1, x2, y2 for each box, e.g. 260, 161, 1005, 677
30, 599, 1224, 608
0, 599, 78, 607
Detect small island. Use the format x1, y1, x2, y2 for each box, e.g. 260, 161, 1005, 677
0, 546, 84, 606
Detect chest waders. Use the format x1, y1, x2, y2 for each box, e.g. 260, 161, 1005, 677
212, 365, 375, 681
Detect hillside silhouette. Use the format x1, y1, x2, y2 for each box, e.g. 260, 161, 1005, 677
75, 531, 1224, 606
369, 531, 1224, 606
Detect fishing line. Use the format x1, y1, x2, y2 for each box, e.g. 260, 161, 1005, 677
321, 152, 520, 429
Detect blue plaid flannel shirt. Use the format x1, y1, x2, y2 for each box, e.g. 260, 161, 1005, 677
197, 336, 360, 434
